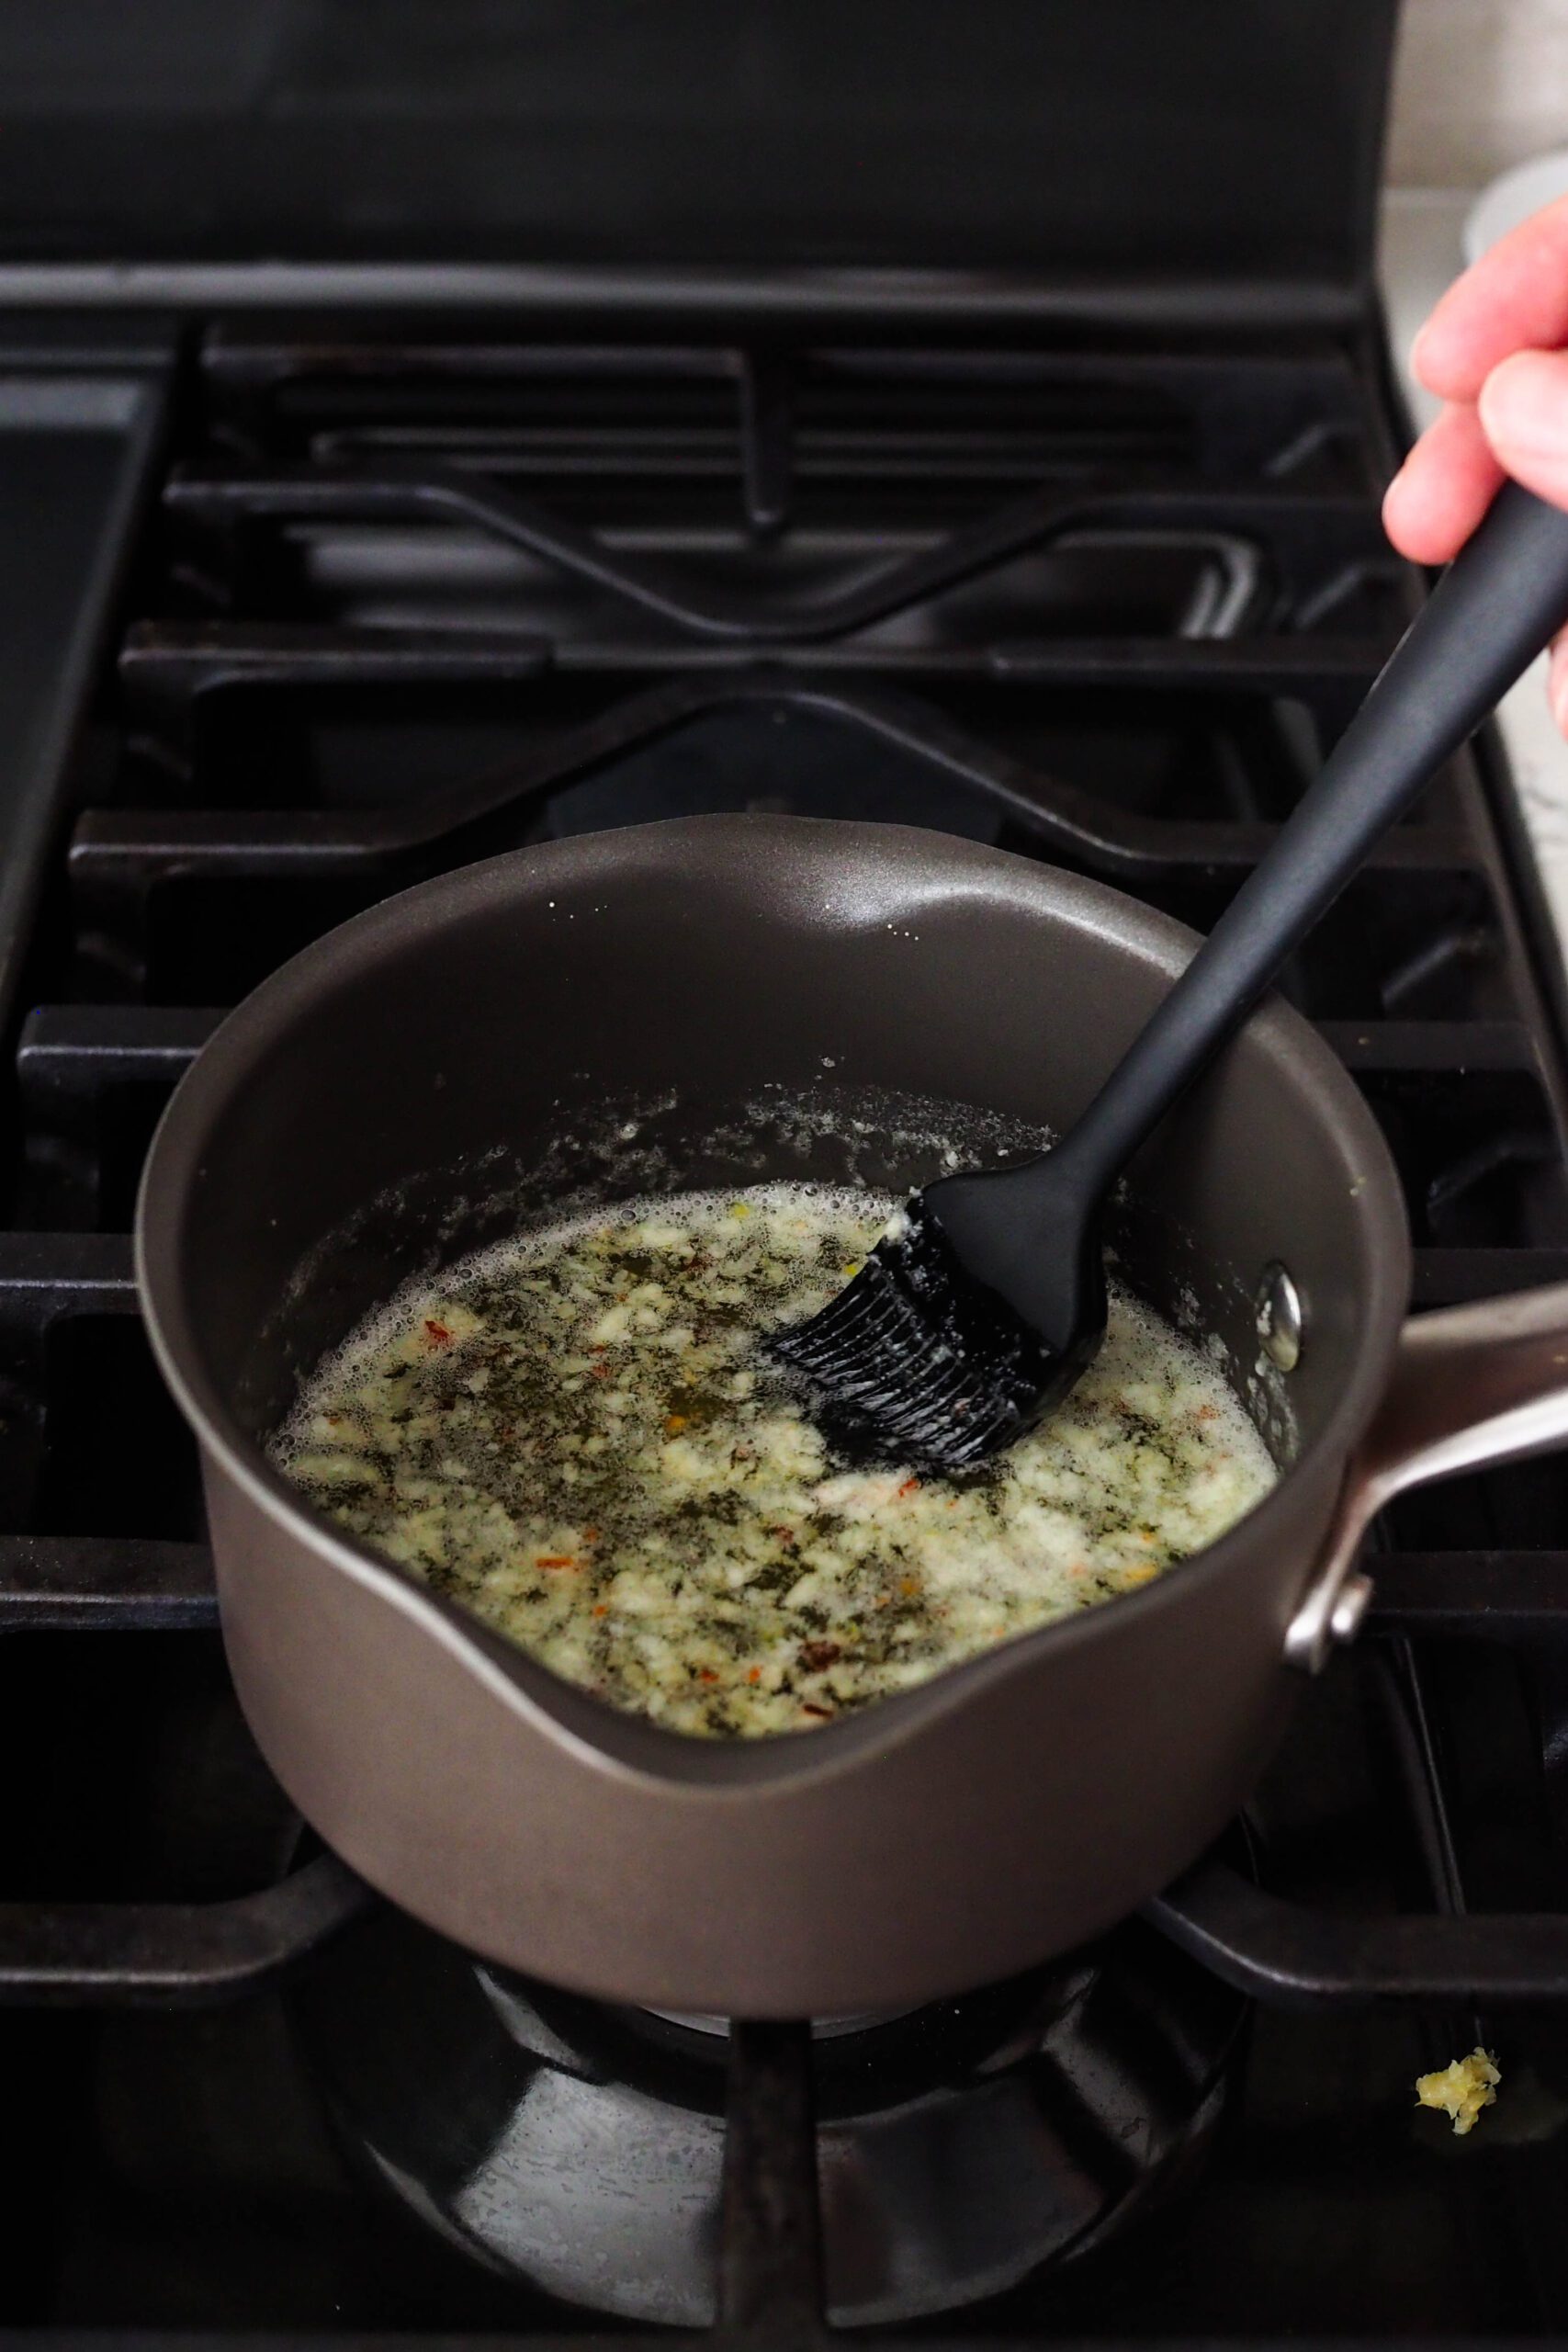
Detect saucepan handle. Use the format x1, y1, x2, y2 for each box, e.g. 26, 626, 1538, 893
1284, 1282, 1568, 1671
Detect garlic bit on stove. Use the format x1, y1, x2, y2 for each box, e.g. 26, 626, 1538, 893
1416, 2048, 1500, 2136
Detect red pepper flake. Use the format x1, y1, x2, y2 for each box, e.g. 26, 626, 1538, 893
592, 1602, 609, 1618
536, 1555, 577, 1569
591, 1363, 612, 1380
801, 1702, 833, 1720
799, 1639, 842, 1672
582, 1525, 600, 1543
747, 1667, 761, 1684
698, 1667, 719, 1684
897, 1476, 919, 1498
423, 1318, 453, 1347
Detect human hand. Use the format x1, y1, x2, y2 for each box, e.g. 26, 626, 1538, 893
1384, 192, 1568, 733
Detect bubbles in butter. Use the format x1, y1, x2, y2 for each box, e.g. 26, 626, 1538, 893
272, 1183, 1276, 1737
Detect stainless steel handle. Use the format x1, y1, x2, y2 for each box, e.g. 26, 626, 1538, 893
1285, 1282, 1568, 1671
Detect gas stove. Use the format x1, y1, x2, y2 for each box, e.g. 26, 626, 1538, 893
2, 0, 1568, 2336
3, 294, 1568, 2343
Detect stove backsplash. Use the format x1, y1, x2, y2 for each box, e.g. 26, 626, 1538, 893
0, 2, 1397, 296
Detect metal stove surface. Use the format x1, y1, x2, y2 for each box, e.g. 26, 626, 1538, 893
4, 310, 1568, 2342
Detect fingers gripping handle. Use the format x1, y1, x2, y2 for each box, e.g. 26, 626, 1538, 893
1286, 1283, 1568, 1672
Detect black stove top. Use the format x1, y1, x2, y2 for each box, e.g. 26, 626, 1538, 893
6, 306, 1568, 2344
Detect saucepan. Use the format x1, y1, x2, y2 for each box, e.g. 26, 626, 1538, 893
135, 814, 1568, 2017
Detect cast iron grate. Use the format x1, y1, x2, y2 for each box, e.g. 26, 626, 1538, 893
8, 317, 1568, 2337
12, 315, 1568, 1997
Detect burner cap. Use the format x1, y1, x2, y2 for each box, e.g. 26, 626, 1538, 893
290, 1892, 1246, 2325
640, 2003, 915, 2041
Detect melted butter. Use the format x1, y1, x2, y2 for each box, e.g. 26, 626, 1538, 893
273, 1183, 1277, 1737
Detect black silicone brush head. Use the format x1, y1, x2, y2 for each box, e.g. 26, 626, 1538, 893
770, 1190, 1105, 1473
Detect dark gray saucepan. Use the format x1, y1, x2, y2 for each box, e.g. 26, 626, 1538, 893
135, 815, 1568, 2017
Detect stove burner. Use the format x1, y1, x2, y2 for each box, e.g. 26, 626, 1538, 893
289, 1895, 1245, 2324
642, 2004, 916, 2039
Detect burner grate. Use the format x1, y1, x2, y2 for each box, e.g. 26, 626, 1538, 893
6, 315, 1568, 2336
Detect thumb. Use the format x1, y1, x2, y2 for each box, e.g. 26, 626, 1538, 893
1478, 346, 1568, 510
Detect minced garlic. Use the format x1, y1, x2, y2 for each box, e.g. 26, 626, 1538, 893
273, 1183, 1276, 1737
1416, 2049, 1500, 2136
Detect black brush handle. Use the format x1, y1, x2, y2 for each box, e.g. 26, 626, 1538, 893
1055, 481, 1568, 1195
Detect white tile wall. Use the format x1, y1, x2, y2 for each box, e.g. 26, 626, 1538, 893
1389, 0, 1568, 186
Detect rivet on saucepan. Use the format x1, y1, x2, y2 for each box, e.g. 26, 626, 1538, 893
1329, 1572, 1374, 1645
1255, 1262, 1303, 1373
